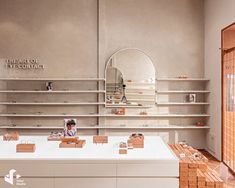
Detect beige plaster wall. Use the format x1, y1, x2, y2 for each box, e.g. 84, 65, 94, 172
0, 0, 99, 135
0, 0, 98, 78
99, 0, 204, 78
0, 0, 206, 147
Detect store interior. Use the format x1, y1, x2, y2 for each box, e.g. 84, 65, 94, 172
0, 0, 235, 188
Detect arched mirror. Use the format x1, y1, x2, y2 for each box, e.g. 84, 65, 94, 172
105, 48, 156, 107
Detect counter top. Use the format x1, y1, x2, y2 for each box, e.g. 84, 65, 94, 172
0, 136, 178, 162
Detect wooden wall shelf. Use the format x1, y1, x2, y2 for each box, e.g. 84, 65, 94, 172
157, 78, 209, 81
0, 77, 210, 134
0, 90, 105, 93
157, 90, 210, 94
0, 102, 105, 106
156, 102, 210, 106
0, 78, 106, 81
0, 114, 210, 117
0, 125, 210, 130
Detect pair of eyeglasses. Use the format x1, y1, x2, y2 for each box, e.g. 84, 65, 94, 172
131, 133, 143, 137
20, 140, 35, 144
50, 131, 63, 136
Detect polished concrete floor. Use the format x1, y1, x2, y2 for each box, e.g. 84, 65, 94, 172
202, 151, 235, 188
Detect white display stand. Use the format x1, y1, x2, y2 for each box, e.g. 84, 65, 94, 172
0, 136, 179, 188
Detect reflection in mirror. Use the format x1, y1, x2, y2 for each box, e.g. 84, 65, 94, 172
105, 48, 156, 107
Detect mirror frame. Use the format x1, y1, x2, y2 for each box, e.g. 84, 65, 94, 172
104, 48, 156, 107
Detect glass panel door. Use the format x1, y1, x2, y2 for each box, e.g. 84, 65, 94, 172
223, 47, 235, 172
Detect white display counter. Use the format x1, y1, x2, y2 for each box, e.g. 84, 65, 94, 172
0, 136, 179, 188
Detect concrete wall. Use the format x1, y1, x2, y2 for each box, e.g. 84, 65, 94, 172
0, 0, 206, 147
99, 0, 204, 78
0, 0, 98, 78
205, 0, 235, 160
99, 0, 206, 148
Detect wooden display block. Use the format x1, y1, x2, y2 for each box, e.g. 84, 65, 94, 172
75, 140, 86, 148
169, 144, 224, 188
93, 135, 108, 144
128, 134, 144, 148
59, 142, 76, 148
16, 144, 35, 153
3, 132, 19, 141
61, 137, 79, 143
119, 149, 127, 154
114, 108, 125, 115
59, 137, 86, 148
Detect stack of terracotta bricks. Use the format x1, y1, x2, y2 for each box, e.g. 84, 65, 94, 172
169, 144, 224, 188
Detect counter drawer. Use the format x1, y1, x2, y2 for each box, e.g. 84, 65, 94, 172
53, 164, 116, 177
54, 178, 116, 188
117, 163, 179, 177
117, 178, 179, 188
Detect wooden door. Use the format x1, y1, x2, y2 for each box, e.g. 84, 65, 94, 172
222, 23, 235, 173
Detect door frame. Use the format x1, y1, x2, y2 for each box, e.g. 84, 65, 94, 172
221, 22, 235, 173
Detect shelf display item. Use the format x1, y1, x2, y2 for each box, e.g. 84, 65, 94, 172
139, 111, 148, 115
121, 84, 127, 103
188, 93, 196, 103
59, 137, 86, 148
195, 122, 205, 127
16, 143, 36, 152
47, 131, 64, 141
93, 135, 108, 144
178, 75, 188, 79
113, 108, 125, 115
3, 132, 19, 141
46, 81, 53, 91
64, 119, 77, 137
128, 133, 144, 148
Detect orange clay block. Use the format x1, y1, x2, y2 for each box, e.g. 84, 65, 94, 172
61, 137, 79, 143
119, 149, 127, 154
128, 135, 144, 148
93, 136, 108, 144
75, 140, 86, 148
59, 137, 86, 148
3, 132, 19, 141
169, 144, 224, 188
16, 144, 35, 152
59, 142, 76, 148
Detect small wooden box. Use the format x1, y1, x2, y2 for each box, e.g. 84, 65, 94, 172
59, 137, 86, 148
3, 132, 19, 141
16, 144, 35, 153
93, 136, 108, 144
119, 149, 127, 154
